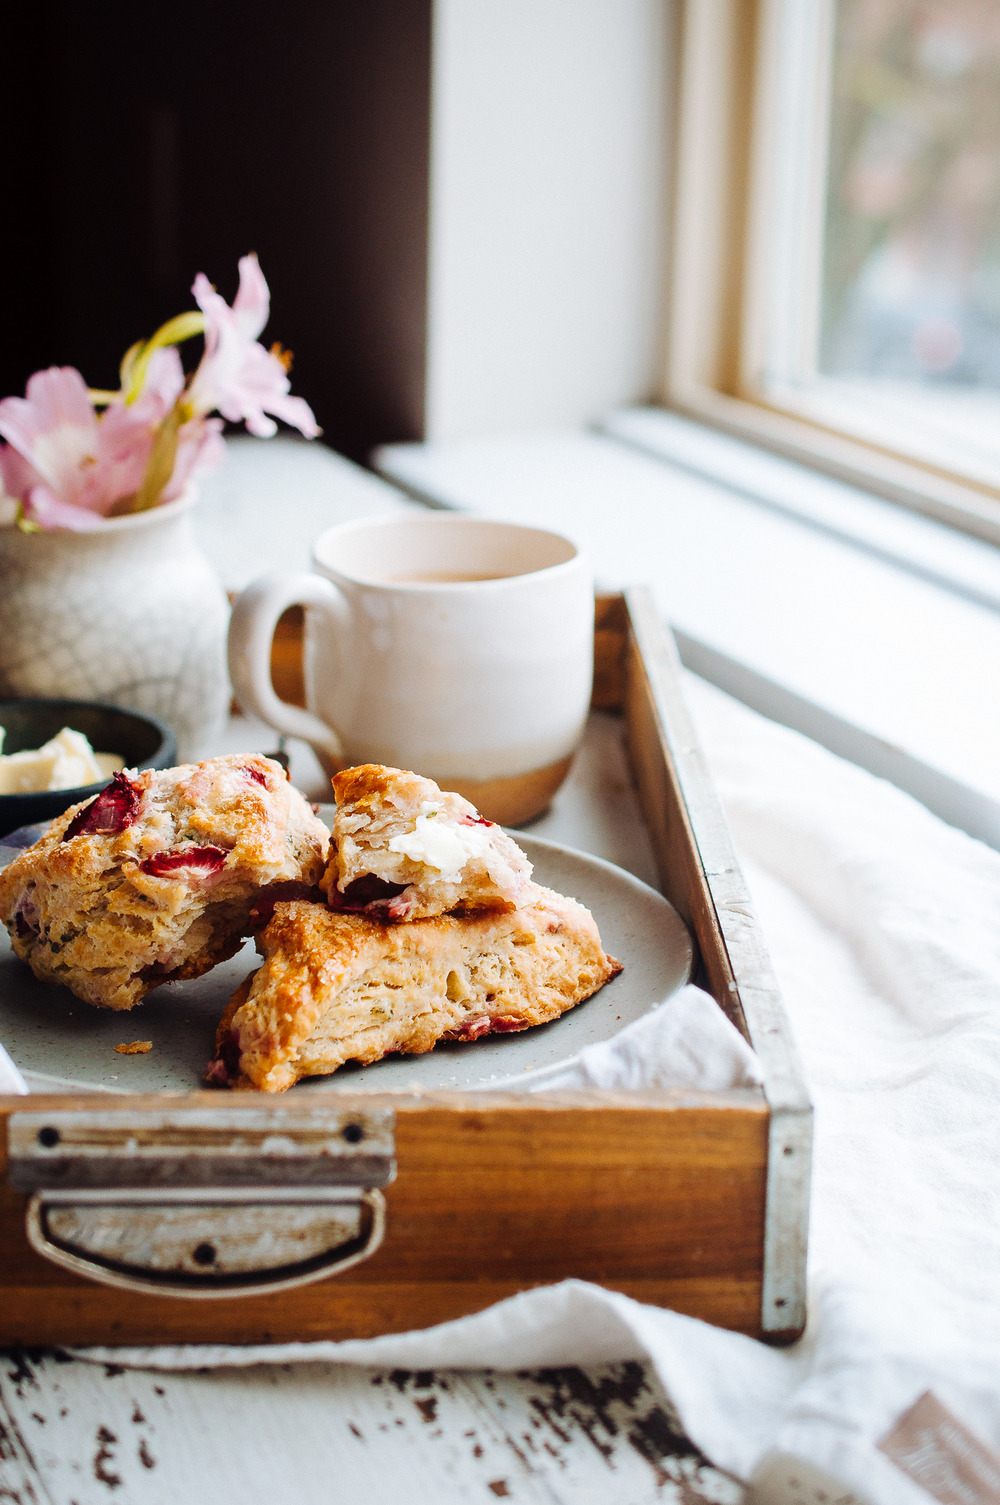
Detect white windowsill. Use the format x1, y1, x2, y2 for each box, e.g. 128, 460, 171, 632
600, 407, 1000, 612
375, 413, 1000, 852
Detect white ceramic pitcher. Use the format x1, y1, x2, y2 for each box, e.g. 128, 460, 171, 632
0, 490, 230, 761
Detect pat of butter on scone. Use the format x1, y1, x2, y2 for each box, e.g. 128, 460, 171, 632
386, 801, 494, 877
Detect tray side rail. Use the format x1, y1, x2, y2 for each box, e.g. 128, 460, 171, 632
620, 587, 812, 1343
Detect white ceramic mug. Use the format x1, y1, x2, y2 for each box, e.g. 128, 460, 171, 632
227, 514, 593, 823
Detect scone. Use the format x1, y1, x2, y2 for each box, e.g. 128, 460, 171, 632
0, 755, 329, 1011
207, 887, 622, 1092
322, 764, 532, 920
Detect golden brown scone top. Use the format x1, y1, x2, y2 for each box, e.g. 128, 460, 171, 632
1, 754, 321, 886
209, 884, 622, 1092
0, 754, 331, 1012
331, 762, 412, 809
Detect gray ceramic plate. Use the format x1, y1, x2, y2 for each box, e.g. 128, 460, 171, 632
0, 832, 692, 1095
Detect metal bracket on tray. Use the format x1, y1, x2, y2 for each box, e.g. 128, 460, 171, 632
7, 1106, 395, 1299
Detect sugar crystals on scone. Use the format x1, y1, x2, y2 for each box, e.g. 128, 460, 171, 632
322, 764, 532, 921
0, 755, 329, 1012
208, 886, 622, 1092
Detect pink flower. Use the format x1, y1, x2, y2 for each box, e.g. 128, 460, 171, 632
0, 353, 223, 530
187, 254, 319, 440
0, 364, 156, 529
0, 367, 103, 519
0, 254, 315, 531
89, 349, 185, 503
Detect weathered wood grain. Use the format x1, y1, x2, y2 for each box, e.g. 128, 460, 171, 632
592, 593, 629, 710
0, 1095, 766, 1345
0, 1347, 742, 1505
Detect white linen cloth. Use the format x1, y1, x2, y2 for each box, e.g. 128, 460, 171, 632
0, 1037, 27, 1094
73, 677, 1000, 1502
521, 981, 763, 1093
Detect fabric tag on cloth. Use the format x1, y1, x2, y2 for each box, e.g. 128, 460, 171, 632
878, 1391, 1000, 1504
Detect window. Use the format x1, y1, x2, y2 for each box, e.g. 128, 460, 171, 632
665, 0, 1000, 544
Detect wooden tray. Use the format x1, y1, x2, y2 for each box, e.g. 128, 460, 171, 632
0, 589, 811, 1346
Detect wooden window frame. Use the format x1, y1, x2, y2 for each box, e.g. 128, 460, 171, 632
663, 0, 1000, 548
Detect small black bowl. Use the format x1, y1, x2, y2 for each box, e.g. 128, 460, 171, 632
0, 699, 176, 841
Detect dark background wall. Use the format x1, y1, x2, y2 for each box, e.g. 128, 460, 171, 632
2, 1, 432, 462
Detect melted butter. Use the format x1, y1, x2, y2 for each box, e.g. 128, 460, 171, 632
386, 804, 492, 877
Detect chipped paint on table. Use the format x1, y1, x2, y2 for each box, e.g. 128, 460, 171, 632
0, 1349, 741, 1505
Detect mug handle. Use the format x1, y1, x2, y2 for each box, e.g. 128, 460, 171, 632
228, 572, 349, 761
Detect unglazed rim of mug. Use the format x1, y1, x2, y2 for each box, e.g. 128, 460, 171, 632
311, 513, 581, 590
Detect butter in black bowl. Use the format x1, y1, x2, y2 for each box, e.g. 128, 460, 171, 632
0, 699, 176, 841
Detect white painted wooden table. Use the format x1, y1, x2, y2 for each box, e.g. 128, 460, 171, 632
0, 1348, 742, 1504
1, 439, 745, 1504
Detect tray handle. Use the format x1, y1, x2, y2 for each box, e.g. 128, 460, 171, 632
9, 1105, 394, 1300
24, 1184, 386, 1300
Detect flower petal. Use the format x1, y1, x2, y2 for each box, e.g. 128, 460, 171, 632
241, 409, 278, 439
0, 443, 44, 502
0, 368, 99, 504
88, 404, 158, 512
22, 485, 106, 531
191, 273, 228, 358
214, 344, 320, 438
260, 390, 320, 439
187, 256, 317, 441
86, 352, 190, 514
161, 418, 226, 500
18, 367, 95, 435
135, 347, 186, 412
232, 253, 271, 341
